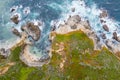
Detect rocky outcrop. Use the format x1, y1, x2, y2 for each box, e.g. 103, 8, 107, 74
21, 21, 41, 41
10, 14, 20, 24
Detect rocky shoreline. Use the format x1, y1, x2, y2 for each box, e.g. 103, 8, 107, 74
51, 13, 120, 59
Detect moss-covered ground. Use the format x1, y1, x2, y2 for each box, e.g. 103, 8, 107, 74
0, 30, 120, 80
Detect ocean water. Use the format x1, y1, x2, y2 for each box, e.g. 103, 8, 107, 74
0, 0, 120, 58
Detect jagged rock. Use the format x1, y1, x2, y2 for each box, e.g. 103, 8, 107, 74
10, 14, 20, 24
12, 28, 21, 37
99, 10, 108, 18
103, 24, 109, 32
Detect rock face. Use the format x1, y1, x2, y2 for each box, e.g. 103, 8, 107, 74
10, 14, 20, 24
103, 24, 109, 32
21, 21, 41, 41
12, 27, 21, 37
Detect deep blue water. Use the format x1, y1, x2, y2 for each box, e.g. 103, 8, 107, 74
94, 0, 120, 21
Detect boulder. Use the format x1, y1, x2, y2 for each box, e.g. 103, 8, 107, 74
103, 24, 109, 32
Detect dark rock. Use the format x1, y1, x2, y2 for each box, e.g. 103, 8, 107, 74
0, 48, 5, 53
51, 25, 56, 31
22, 21, 41, 41
71, 8, 75, 12
10, 14, 19, 24
21, 25, 26, 31
112, 32, 120, 42
113, 32, 117, 40
10, 8, 15, 12
101, 33, 106, 39
103, 24, 109, 32
73, 15, 81, 23
105, 40, 112, 50
99, 10, 108, 18
84, 20, 91, 30
12, 28, 21, 37
100, 19, 106, 23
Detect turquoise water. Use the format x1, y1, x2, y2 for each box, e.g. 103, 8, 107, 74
0, 0, 120, 58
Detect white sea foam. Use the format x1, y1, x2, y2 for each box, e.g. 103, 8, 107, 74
52, 0, 120, 43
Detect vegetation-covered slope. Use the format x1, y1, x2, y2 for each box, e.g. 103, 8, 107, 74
0, 30, 120, 80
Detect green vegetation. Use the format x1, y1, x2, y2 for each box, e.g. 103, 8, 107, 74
0, 30, 120, 80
